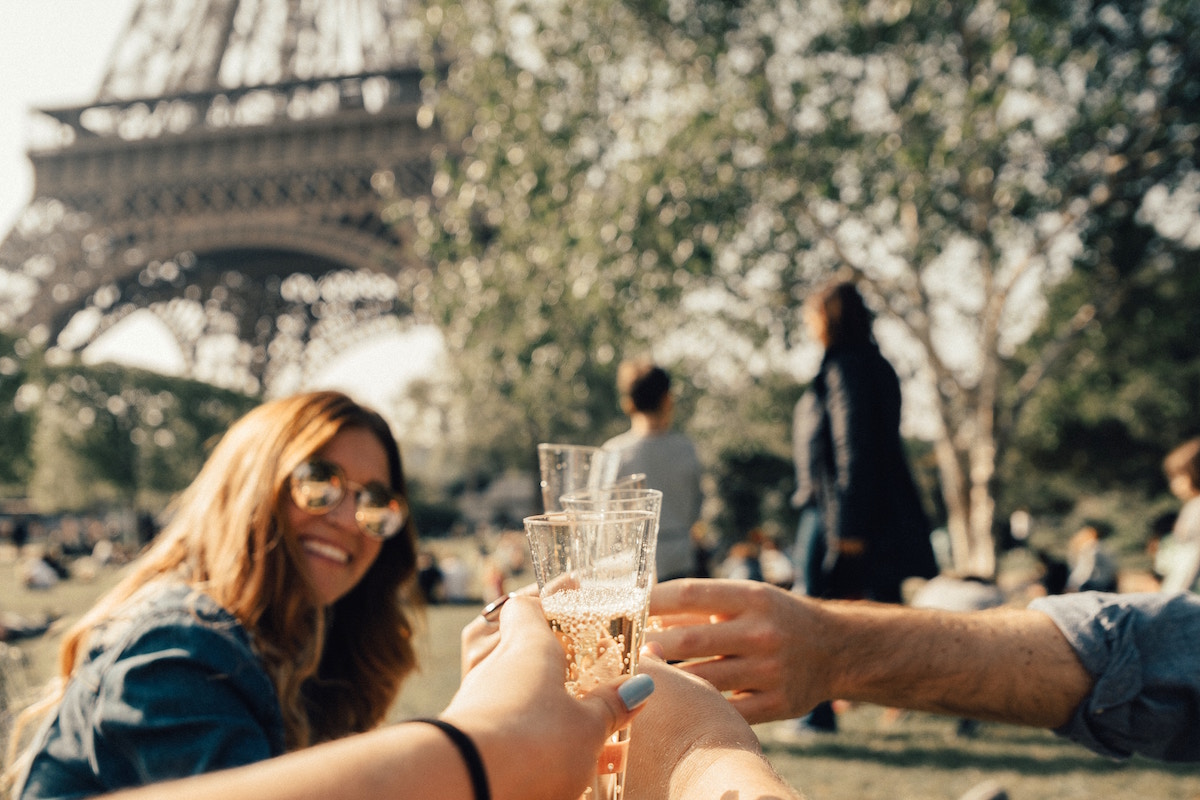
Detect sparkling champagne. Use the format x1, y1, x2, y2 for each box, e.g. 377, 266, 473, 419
543, 583, 647, 799
542, 583, 649, 696
525, 509, 657, 800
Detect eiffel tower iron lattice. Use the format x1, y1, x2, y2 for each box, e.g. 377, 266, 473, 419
0, 0, 440, 395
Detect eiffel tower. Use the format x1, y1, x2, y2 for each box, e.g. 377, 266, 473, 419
0, 0, 439, 395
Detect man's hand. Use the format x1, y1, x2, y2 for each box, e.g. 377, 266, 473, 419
647, 579, 832, 724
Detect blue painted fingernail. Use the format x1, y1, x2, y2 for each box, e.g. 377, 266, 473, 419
618, 674, 655, 711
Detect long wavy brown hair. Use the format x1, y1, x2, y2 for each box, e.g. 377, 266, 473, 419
10, 391, 420, 763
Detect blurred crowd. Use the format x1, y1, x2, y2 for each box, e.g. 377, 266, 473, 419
1, 513, 137, 593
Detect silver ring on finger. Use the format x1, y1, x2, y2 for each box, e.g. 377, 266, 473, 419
480, 593, 512, 622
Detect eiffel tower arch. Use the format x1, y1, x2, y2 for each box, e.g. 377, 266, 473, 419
0, 0, 442, 395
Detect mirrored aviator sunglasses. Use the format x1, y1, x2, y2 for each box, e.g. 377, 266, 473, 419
289, 459, 409, 540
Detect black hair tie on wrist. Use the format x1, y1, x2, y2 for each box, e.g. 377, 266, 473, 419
412, 718, 491, 800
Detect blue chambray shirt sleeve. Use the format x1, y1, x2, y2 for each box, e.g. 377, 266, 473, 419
89, 620, 285, 789
1029, 591, 1200, 762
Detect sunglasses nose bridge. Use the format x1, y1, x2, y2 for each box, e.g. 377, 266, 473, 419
320, 481, 363, 531
292, 460, 398, 539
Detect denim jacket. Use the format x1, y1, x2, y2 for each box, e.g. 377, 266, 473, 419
1032, 590, 1200, 762
18, 582, 285, 800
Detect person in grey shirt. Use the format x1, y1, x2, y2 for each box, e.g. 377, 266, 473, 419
648, 578, 1200, 762
603, 359, 704, 581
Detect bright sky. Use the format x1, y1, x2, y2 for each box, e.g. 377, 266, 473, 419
0, 0, 442, 414
0, 0, 138, 236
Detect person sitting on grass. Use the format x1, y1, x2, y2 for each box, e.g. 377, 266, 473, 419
8, 392, 424, 798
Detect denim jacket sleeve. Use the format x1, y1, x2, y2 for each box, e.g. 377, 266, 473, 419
19, 585, 286, 800
1029, 591, 1200, 762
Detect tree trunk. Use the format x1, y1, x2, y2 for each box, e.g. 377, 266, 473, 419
933, 431, 998, 578
933, 434, 972, 574
930, 370, 999, 578
967, 311, 1000, 579
966, 439, 997, 578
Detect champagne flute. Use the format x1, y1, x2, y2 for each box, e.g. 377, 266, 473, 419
524, 509, 657, 800
560, 487, 662, 585
537, 443, 621, 512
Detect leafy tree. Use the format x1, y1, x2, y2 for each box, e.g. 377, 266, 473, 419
410, 0, 1200, 568
1000, 248, 1200, 528
712, 450, 796, 541
408, 0, 710, 469
25, 363, 256, 513
408, 0, 801, 498
723, 0, 1200, 575
0, 331, 35, 493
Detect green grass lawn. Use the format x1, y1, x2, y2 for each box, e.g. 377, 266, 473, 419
4, 552, 1200, 800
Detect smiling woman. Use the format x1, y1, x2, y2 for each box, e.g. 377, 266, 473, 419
284, 428, 409, 606
5, 391, 423, 799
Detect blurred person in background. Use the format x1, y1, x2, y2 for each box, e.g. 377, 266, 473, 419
787, 279, 938, 734
1159, 437, 1200, 595
603, 359, 705, 582
1064, 520, 1119, 593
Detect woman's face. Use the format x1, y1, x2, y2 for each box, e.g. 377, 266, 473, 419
284, 426, 391, 606
804, 303, 829, 348
1170, 471, 1198, 502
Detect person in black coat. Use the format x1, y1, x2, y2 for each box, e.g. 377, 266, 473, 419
788, 280, 939, 733
793, 279, 938, 603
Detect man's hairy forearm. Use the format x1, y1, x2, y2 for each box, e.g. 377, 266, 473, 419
818, 601, 1093, 728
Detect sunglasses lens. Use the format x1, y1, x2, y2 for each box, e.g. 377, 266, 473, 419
291, 460, 407, 539
290, 461, 344, 512
355, 486, 407, 539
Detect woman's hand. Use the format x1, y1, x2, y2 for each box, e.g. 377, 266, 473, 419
627, 648, 802, 800
445, 594, 651, 800
460, 583, 538, 677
